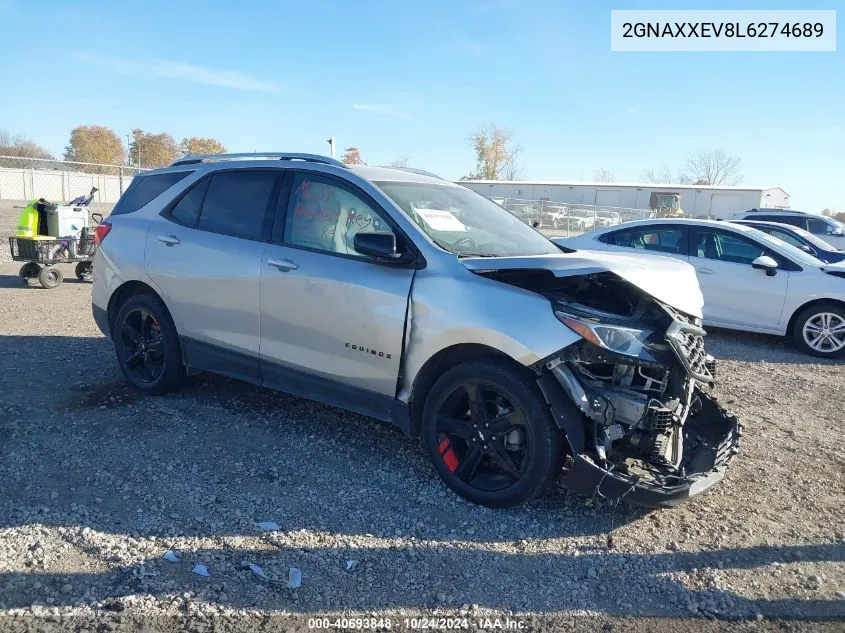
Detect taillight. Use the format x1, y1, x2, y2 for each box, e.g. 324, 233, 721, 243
94, 222, 112, 245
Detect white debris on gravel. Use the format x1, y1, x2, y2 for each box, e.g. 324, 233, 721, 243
0, 255, 844, 632
256, 521, 280, 531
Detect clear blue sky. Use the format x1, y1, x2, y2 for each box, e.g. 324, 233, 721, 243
0, 0, 841, 210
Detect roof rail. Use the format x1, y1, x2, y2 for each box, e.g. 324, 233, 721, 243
169, 152, 347, 169
387, 166, 444, 180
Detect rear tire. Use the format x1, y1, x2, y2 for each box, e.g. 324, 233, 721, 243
38, 266, 63, 289
75, 261, 94, 282
793, 304, 845, 358
422, 358, 561, 508
19, 262, 41, 284
114, 293, 185, 394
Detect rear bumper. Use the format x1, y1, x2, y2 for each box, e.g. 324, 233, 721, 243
92, 303, 110, 339
560, 391, 742, 508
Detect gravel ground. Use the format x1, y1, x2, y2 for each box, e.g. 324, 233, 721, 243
0, 243, 843, 631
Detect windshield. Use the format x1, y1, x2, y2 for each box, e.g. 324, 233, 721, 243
789, 226, 841, 251
374, 181, 561, 257
748, 228, 825, 267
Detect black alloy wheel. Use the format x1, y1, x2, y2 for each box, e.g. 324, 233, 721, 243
435, 381, 530, 491
422, 359, 561, 508
113, 293, 184, 394
119, 307, 165, 384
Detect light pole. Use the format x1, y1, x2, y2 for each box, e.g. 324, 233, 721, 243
326, 136, 336, 159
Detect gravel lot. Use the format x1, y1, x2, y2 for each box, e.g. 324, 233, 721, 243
0, 212, 843, 631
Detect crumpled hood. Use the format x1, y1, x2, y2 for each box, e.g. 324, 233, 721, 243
461, 250, 704, 318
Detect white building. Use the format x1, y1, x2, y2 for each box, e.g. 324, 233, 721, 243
459, 180, 790, 219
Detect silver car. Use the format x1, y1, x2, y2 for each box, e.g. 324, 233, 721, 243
91, 153, 740, 508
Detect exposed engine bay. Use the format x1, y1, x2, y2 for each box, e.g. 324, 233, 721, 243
480, 268, 741, 506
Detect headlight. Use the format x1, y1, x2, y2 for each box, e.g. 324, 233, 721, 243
555, 311, 656, 359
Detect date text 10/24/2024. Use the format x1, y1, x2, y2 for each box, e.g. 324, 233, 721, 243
308, 617, 527, 630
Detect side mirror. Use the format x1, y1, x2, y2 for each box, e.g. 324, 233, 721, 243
799, 244, 813, 253
353, 231, 407, 263
829, 228, 844, 236
532, 221, 540, 229
752, 255, 779, 276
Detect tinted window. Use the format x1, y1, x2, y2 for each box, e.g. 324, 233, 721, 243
284, 174, 396, 258
773, 215, 804, 228
767, 228, 805, 249
694, 230, 767, 265
169, 177, 209, 226
806, 217, 831, 234
198, 170, 278, 240
604, 227, 685, 254
111, 171, 192, 215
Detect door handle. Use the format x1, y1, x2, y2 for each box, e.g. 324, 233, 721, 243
696, 267, 714, 275
266, 258, 299, 272
157, 235, 181, 246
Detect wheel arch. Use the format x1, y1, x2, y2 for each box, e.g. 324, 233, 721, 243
785, 298, 845, 336
406, 343, 534, 437
107, 280, 171, 338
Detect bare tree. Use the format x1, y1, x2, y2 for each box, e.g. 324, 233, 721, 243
594, 168, 615, 182
639, 165, 675, 184
0, 129, 54, 166
466, 125, 522, 180
389, 155, 410, 168
680, 149, 742, 185
502, 144, 524, 180
342, 147, 366, 165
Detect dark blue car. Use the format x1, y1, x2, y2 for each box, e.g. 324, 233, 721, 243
731, 220, 845, 264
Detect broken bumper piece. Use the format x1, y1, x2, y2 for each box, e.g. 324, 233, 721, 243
562, 392, 742, 508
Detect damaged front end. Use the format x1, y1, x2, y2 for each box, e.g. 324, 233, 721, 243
531, 272, 742, 507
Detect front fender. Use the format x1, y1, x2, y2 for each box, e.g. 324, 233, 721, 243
398, 267, 581, 401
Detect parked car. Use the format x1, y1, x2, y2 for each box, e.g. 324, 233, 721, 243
92, 153, 739, 509
732, 209, 845, 250
730, 220, 845, 264
556, 219, 845, 358
596, 209, 622, 228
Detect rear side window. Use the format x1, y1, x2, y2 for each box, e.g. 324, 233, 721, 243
111, 171, 193, 216
197, 170, 278, 240
169, 177, 210, 226
601, 227, 685, 254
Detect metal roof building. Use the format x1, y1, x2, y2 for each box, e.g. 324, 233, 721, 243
459, 180, 790, 219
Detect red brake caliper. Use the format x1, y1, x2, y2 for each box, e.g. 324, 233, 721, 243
439, 438, 459, 473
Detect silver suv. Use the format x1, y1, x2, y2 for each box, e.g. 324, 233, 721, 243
92, 153, 740, 508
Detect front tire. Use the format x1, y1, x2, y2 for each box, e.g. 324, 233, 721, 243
114, 293, 185, 394
793, 304, 845, 358
422, 358, 561, 508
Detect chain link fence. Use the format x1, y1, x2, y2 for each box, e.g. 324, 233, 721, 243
492, 197, 658, 238
0, 156, 148, 204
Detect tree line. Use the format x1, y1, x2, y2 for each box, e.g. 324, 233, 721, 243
2, 123, 744, 187
0, 126, 227, 171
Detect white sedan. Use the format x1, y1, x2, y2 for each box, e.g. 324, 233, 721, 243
555, 219, 845, 358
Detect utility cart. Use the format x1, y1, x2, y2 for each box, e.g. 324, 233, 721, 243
10, 232, 99, 288
10, 188, 102, 289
